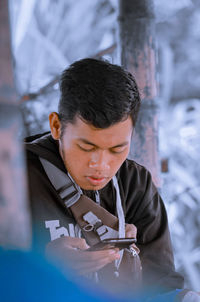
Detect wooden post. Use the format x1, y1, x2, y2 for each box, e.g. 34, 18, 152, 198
0, 0, 31, 249
118, 0, 160, 186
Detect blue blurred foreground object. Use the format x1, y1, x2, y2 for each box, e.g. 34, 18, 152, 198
0, 249, 111, 302
0, 249, 189, 302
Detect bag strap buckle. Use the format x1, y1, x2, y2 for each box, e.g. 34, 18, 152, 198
83, 211, 119, 240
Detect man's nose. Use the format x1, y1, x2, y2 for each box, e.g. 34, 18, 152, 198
89, 150, 110, 170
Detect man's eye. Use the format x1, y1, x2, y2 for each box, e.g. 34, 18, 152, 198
110, 147, 126, 154
78, 145, 94, 152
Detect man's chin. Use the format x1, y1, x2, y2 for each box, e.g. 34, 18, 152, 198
81, 183, 107, 191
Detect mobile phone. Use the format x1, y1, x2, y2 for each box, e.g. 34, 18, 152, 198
87, 238, 137, 251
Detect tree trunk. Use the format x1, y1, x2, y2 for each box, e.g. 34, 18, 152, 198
118, 0, 160, 186
0, 0, 31, 249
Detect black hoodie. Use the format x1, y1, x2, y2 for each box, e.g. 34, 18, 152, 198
25, 132, 184, 292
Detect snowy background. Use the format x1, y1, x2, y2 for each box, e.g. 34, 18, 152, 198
9, 0, 200, 291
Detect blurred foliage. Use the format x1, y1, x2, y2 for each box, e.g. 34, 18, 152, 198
159, 99, 200, 290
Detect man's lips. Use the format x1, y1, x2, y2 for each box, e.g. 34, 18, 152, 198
86, 176, 108, 185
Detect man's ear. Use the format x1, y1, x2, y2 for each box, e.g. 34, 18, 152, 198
49, 112, 61, 140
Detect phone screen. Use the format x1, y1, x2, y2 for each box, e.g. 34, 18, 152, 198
87, 237, 136, 251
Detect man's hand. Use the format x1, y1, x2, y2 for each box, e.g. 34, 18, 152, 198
125, 223, 140, 253
45, 236, 120, 275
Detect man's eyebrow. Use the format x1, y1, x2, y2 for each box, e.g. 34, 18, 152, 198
77, 138, 129, 148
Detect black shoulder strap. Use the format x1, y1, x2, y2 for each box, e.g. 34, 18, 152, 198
39, 157, 82, 207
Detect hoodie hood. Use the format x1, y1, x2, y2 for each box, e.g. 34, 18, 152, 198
25, 132, 66, 173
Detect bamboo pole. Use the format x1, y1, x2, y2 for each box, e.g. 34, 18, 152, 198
118, 0, 160, 186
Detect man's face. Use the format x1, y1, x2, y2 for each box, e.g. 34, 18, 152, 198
52, 115, 133, 190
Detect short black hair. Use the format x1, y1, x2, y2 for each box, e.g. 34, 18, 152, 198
58, 58, 141, 132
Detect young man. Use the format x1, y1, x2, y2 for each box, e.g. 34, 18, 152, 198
25, 58, 183, 294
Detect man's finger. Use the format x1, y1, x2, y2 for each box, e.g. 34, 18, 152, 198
67, 237, 89, 250
125, 223, 137, 238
